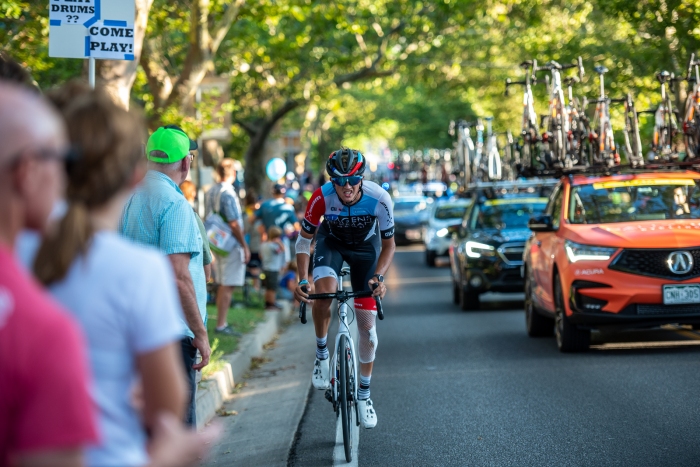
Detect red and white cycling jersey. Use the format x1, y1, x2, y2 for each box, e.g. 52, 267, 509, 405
302, 181, 394, 245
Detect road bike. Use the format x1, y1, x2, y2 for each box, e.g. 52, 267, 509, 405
587, 66, 621, 167
563, 75, 590, 168
679, 54, 700, 160
646, 71, 679, 162
612, 93, 644, 167
483, 117, 503, 181
505, 60, 541, 173
298, 267, 384, 463
538, 58, 584, 169
449, 120, 477, 187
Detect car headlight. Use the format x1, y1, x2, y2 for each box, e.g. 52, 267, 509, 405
436, 228, 449, 237
565, 240, 616, 263
466, 241, 496, 258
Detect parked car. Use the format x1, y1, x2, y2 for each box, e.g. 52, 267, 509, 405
393, 196, 433, 244
449, 194, 547, 310
423, 199, 472, 266
523, 170, 700, 352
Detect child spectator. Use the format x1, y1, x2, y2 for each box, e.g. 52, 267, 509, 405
278, 261, 299, 306
260, 226, 285, 310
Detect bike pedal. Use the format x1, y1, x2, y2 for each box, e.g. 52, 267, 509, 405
324, 389, 333, 403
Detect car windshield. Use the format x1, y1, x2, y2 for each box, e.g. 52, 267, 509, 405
569, 179, 700, 224
394, 200, 425, 211
435, 205, 468, 220
472, 199, 547, 230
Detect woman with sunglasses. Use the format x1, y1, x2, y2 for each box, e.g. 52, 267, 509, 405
294, 148, 396, 429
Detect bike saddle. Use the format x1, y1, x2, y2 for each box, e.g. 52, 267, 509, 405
340, 267, 351, 277
520, 60, 533, 68
594, 66, 609, 75
657, 70, 671, 82
563, 76, 580, 85
547, 60, 562, 69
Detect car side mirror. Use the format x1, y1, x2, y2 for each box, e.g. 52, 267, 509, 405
528, 215, 555, 232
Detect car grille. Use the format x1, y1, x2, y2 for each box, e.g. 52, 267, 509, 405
636, 304, 700, 315
497, 243, 525, 265
609, 248, 700, 281
501, 271, 523, 283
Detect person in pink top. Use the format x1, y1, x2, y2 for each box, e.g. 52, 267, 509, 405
0, 82, 98, 466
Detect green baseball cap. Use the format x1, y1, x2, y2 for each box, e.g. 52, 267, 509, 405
146, 125, 198, 163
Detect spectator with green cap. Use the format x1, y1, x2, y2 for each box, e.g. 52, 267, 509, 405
120, 124, 210, 428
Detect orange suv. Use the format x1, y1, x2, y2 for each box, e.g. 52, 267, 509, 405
523, 170, 700, 352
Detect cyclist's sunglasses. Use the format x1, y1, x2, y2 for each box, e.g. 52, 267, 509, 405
331, 175, 363, 187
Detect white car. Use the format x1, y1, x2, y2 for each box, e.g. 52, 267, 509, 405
423, 199, 472, 267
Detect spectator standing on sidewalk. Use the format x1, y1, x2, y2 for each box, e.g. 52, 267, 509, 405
243, 193, 263, 291
256, 184, 298, 263
0, 82, 98, 467
33, 88, 218, 467
205, 159, 250, 335
260, 226, 286, 310
180, 180, 213, 282
120, 125, 210, 428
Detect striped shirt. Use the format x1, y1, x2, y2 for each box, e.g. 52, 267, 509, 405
119, 171, 206, 338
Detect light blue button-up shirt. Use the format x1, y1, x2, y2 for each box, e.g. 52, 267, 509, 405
119, 170, 206, 338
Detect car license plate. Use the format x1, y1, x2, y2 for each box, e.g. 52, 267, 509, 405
663, 284, 700, 305
405, 229, 421, 240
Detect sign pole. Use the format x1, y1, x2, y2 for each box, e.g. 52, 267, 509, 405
88, 57, 96, 89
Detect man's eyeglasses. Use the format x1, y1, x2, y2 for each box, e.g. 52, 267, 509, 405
331, 175, 363, 187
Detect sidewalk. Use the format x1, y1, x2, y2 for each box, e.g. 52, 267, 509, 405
201, 316, 312, 466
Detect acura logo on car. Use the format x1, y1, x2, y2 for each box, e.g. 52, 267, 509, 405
667, 251, 694, 274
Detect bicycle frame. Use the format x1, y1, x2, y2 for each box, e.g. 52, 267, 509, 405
330, 276, 359, 414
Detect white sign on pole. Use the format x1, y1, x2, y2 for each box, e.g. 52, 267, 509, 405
88, 21, 134, 60
49, 0, 135, 60
49, 0, 96, 25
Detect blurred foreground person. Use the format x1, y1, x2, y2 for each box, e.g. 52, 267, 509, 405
33, 88, 219, 466
0, 83, 98, 465
120, 124, 210, 427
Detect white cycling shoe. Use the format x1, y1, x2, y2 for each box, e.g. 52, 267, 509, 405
312, 358, 330, 390
357, 398, 377, 429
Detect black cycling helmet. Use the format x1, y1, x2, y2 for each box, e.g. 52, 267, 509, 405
326, 147, 366, 177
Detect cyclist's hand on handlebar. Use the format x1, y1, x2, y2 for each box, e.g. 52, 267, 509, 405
369, 279, 386, 299
295, 282, 314, 304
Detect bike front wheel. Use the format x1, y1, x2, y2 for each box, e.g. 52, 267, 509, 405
338, 334, 353, 462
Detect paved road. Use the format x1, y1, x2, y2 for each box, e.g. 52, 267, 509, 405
288, 246, 700, 466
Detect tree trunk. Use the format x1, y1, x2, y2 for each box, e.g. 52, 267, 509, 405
96, 0, 153, 109
241, 100, 301, 197
243, 121, 274, 199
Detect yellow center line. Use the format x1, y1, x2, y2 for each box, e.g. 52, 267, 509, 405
662, 324, 700, 341
591, 340, 700, 350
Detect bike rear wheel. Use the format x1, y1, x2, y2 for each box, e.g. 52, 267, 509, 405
338, 334, 353, 462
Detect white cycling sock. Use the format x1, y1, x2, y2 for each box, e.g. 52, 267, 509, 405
316, 335, 329, 360
358, 374, 371, 400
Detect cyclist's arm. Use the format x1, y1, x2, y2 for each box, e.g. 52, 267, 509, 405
295, 187, 325, 303
296, 230, 313, 284
369, 237, 395, 298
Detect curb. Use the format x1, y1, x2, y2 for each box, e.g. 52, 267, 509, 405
195, 301, 294, 430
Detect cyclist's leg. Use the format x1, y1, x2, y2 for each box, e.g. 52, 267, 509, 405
311, 228, 344, 339
309, 228, 344, 390
346, 234, 381, 427
346, 233, 381, 378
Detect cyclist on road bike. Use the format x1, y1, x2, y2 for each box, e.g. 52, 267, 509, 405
294, 148, 396, 429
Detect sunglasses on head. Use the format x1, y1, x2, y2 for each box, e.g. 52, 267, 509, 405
331, 175, 363, 187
